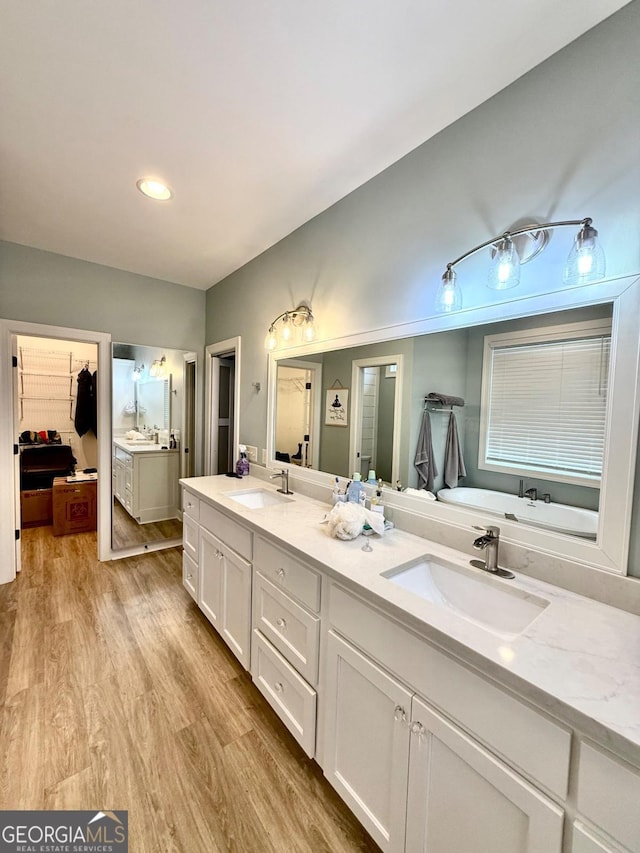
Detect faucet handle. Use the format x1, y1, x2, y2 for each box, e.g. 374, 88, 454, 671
472, 524, 500, 537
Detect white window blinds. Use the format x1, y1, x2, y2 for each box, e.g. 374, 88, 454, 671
484, 331, 610, 483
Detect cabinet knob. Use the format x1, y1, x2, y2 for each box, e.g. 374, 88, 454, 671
276, 617, 287, 630
277, 568, 285, 578
216, 550, 223, 559
274, 682, 284, 693
186, 573, 193, 581
394, 705, 407, 724
411, 721, 426, 739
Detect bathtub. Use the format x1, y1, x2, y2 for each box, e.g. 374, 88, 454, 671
436, 487, 598, 539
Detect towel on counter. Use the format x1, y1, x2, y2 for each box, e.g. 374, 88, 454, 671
404, 487, 436, 500
425, 392, 465, 408
414, 410, 438, 492
443, 411, 466, 488
325, 501, 385, 540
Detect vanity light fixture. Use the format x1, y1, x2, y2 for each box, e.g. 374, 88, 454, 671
435, 217, 606, 313
264, 304, 316, 351
131, 364, 145, 382
149, 356, 167, 378
136, 178, 173, 201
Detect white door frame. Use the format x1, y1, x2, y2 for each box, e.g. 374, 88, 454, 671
204, 337, 241, 476
273, 358, 323, 470
181, 351, 201, 479
349, 354, 403, 485
0, 319, 112, 584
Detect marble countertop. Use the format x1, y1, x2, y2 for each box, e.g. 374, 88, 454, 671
113, 438, 178, 454
180, 473, 640, 765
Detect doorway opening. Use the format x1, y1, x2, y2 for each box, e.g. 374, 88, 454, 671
205, 337, 240, 476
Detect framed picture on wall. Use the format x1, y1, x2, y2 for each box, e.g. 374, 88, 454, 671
325, 388, 349, 427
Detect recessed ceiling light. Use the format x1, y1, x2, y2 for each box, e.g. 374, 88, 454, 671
136, 178, 173, 201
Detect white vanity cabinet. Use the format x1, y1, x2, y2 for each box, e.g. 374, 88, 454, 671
181, 488, 253, 669
570, 740, 640, 853
113, 441, 179, 523
322, 582, 568, 853
250, 536, 322, 757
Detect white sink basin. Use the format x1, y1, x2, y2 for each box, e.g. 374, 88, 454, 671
224, 488, 293, 509
125, 440, 156, 446
382, 557, 549, 638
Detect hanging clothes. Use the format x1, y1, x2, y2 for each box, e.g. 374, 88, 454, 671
443, 411, 466, 488
75, 367, 94, 436
414, 410, 438, 492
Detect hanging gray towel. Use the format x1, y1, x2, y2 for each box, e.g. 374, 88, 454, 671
414, 410, 438, 492
443, 411, 466, 489
425, 392, 465, 408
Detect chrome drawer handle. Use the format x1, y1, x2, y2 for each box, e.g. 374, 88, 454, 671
274, 682, 284, 693
276, 617, 287, 630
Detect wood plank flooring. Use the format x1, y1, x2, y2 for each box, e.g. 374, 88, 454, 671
0, 528, 379, 852
111, 499, 183, 551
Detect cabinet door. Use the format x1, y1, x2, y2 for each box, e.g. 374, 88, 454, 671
406, 695, 564, 853
571, 823, 621, 853
199, 527, 223, 629
322, 630, 412, 853
220, 542, 252, 669
182, 551, 198, 601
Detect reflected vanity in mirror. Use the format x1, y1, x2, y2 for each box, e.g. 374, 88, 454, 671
267, 275, 640, 576
111, 343, 197, 552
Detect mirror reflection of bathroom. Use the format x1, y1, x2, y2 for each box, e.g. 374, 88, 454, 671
111, 343, 195, 551
274, 359, 322, 469
353, 361, 397, 484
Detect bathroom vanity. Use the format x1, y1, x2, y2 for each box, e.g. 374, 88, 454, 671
180, 473, 640, 853
113, 438, 179, 524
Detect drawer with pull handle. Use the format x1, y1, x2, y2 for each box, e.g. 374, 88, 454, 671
182, 489, 200, 521
254, 536, 321, 612
253, 570, 320, 685
251, 629, 316, 758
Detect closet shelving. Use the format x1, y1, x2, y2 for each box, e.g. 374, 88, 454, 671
18, 346, 96, 420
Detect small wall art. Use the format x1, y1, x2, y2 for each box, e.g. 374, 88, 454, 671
325, 387, 349, 427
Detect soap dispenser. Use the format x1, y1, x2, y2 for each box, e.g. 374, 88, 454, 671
346, 472, 365, 503
236, 444, 250, 477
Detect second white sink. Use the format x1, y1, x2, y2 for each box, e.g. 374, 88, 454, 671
382, 557, 549, 638
224, 488, 293, 509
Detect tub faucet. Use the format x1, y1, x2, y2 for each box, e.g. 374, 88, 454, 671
524, 487, 538, 501
270, 468, 293, 495
471, 525, 514, 579
518, 479, 525, 498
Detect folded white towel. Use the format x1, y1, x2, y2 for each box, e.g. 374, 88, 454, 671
326, 502, 386, 539
404, 487, 437, 500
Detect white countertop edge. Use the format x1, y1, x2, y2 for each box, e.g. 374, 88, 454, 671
180, 474, 640, 767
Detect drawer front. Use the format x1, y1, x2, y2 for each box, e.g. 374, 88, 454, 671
253, 571, 320, 685
251, 629, 316, 757
254, 536, 321, 612
183, 513, 200, 562
182, 551, 198, 601
577, 740, 640, 853
200, 502, 252, 561
329, 582, 571, 800
182, 489, 200, 521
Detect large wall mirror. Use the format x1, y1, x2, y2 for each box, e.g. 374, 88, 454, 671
266, 275, 640, 576
111, 342, 197, 552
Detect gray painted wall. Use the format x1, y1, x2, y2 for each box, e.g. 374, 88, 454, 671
204, 4, 640, 574
1, 241, 206, 352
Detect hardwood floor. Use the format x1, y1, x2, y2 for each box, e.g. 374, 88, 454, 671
0, 528, 379, 852
111, 499, 183, 550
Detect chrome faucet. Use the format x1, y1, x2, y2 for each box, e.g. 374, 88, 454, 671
270, 468, 293, 495
470, 525, 514, 579
523, 487, 538, 501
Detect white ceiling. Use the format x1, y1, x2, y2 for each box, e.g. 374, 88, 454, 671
0, 1, 629, 290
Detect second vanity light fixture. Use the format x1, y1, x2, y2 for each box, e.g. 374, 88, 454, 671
149, 356, 167, 378
264, 303, 316, 351
435, 217, 606, 313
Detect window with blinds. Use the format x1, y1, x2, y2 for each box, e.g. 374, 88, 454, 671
479, 319, 611, 486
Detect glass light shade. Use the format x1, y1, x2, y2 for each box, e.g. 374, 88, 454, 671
435, 269, 462, 313
563, 224, 606, 285
149, 360, 159, 377
301, 315, 316, 343
264, 327, 278, 351
488, 236, 520, 290
278, 314, 293, 346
